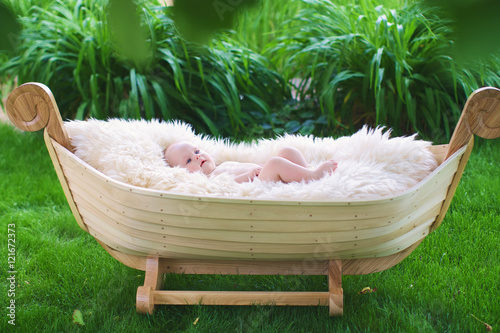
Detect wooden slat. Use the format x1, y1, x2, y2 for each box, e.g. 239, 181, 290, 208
83, 199, 438, 255
153, 290, 329, 306
72, 186, 444, 245
161, 259, 329, 275
85, 208, 434, 260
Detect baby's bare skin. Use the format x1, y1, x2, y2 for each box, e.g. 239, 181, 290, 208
164, 141, 337, 183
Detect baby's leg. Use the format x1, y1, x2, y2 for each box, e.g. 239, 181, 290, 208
277, 147, 307, 167
258, 157, 337, 183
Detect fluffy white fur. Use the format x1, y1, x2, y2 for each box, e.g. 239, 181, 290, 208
64, 119, 438, 200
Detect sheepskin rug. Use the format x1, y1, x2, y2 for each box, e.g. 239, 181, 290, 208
64, 119, 438, 200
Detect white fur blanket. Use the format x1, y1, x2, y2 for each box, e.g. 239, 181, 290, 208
64, 119, 438, 200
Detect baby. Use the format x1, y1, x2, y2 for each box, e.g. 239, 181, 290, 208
164, 141, 338, 183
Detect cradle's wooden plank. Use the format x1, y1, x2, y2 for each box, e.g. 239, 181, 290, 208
94, 231, 425, 275
73, 188, 443, 245
84, 204, 434, 260
153, 290, 329, 306
70, 188, 403, 232
78, 180, 439, 249
355, 219, 432, 258
88, 222, 277, 260
86, 225, 150, 257
71, 187, 432, 233
81, 197, 439, 257
161, 259, 329, 275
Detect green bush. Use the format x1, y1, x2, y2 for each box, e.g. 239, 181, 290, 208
264, 0, 500, 140
0, 0, 289, 138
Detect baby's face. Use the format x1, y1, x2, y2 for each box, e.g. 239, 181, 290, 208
164, 141, 215, 174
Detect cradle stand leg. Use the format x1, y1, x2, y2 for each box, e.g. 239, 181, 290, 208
136, 257, 164, 314
328, 260, 343, 316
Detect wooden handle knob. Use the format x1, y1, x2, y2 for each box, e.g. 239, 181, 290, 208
6, 86, 51, 132
465, 87, 500, 139
6, 82, 72, 150
446, 87, 500, 159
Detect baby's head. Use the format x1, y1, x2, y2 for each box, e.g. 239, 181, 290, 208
164, 141, 216, 174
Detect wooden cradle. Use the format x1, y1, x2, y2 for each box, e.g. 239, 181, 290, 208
6, 82, 500, 316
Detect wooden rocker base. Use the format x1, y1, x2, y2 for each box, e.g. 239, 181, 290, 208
136, 257, 343, 317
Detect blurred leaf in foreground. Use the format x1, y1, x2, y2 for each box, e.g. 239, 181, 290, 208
171, 0, 258, 43
107, 0, 152, 68
425, 0, 500, 61
0, 3, 21, 53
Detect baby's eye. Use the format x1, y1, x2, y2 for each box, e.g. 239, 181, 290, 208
195, 149, 200, 154
186, 158, 192, 164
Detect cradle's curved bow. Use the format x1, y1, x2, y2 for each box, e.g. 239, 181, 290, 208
446, 87, 500, 159
6, 82, 72, 151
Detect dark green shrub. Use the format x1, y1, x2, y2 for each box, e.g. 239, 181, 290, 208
266, 0, 500, 140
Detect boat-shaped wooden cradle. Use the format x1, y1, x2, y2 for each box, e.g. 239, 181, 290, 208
6, 82, 500, 316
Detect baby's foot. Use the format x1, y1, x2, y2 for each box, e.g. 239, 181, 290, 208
313, 160, 338, 179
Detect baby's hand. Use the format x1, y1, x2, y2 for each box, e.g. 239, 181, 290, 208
246, 166, 262, 181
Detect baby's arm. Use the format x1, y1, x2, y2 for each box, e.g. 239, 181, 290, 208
212, 162, 262, 183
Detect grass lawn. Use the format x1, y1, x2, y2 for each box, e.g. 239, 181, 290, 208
0, 122, 498, 332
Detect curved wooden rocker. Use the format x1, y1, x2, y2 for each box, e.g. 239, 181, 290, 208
6, 83, 500, 316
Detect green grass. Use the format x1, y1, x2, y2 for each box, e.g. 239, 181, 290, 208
0, 122, 498, 332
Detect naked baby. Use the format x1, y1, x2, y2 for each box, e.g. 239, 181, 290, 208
164, 141, 338, 183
